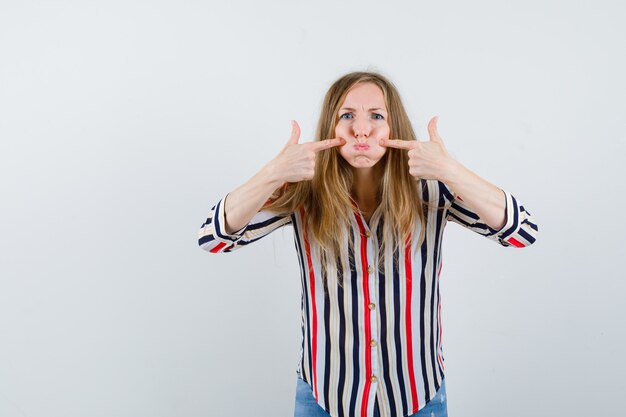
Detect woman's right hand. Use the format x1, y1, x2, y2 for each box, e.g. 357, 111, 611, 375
267, 120, 345, 184
221, 121, 344, 234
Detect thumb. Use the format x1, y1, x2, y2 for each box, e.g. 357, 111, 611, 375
427, 116, 444, 144
285, 120, 301, 147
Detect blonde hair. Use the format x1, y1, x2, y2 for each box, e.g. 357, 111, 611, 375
266, 71, 427, 269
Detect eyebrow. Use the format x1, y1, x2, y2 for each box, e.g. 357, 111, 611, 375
339, 107, 387, 113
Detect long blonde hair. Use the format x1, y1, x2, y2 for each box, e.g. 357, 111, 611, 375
266, 71, 427, 265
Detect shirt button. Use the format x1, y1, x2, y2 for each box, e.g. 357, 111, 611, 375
368, 303, 376, 310
370, 375, 377, 383
370, 339, 377, 347
365, 231, 371, 238
367, 265, 374, 274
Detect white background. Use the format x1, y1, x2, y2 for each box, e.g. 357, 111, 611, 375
1, 1, 625, 416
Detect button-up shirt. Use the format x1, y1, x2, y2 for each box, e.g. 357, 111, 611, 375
198, 179, 538, 417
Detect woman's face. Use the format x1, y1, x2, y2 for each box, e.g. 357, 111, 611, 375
335, 82, 390, 170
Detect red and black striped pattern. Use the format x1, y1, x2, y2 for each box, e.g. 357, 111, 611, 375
199, 180, 538, 417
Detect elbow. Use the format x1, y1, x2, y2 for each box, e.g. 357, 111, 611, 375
198, 234, 233, 254
198, 212, 236, 253
502, 225, 538, 248
198, 235, 214, 252
198, 230, 221, 253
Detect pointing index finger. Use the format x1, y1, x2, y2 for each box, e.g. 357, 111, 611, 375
310, 138, 346, 152
379, 138, 416, 150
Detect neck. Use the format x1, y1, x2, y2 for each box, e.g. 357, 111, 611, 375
352, 167, 379, 208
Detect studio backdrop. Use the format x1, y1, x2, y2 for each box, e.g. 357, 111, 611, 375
1, 1, 624, 416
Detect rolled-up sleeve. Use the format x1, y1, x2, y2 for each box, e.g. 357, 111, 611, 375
440, 181, 538, 248
198, 195, 292, 253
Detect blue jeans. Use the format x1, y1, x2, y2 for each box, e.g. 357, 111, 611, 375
294, 377, 448, 417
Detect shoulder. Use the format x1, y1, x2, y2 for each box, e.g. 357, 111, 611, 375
419, 179, 455, 208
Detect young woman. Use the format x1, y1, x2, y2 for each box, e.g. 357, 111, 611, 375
198, 71, 538, 417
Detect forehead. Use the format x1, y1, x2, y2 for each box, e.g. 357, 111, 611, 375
341, 82, 387, 109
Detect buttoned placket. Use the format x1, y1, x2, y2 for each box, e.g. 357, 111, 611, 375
357, 209, 381, 417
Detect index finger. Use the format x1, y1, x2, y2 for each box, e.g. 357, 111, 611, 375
309, 138, 346, 152
379, 138, 417, 150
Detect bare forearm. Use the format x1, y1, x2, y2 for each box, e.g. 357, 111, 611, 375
442, 160, 507, 231
222, 121, 345, 234
379, 116, 508, 231
223, 164, 284, 234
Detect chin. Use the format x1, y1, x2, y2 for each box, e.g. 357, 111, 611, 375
346, 156, 383, 169
342, 150, 385, 168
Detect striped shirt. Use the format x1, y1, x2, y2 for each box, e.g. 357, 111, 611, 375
198, 179, 538, 417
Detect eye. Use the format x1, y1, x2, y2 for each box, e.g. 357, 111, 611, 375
339, 112, 354, 120
372, 113, 384, 120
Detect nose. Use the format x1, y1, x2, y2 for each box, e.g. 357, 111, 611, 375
352, 117, 372, 140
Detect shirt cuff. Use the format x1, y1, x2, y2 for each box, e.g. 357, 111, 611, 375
491, 189, 519, 239
212, 194, 247, 243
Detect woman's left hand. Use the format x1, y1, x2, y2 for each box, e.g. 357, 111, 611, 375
379, 116, 458, 182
